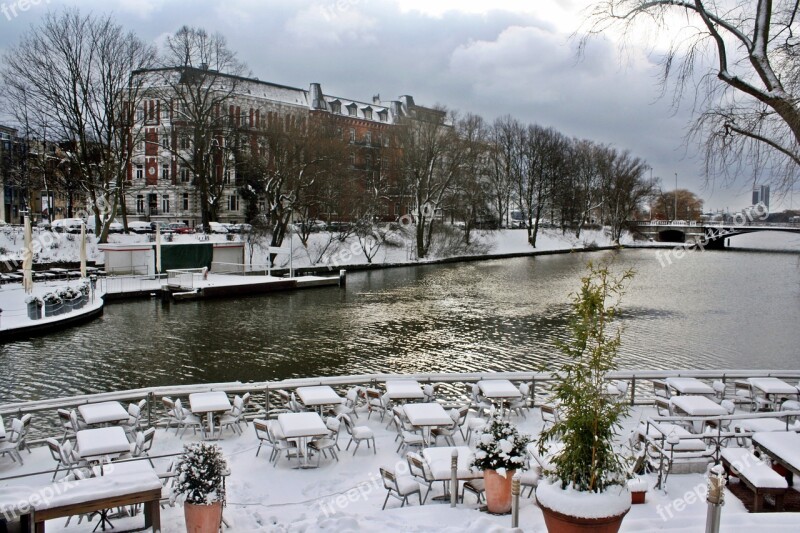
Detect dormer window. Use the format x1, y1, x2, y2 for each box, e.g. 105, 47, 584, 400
330, 100, 341, 114
346, 103, 357, 117
363, 107, 373, 120
377, 110, 388, 122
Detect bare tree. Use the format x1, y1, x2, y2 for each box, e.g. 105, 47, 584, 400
397, 108, 463, 258
599, 148, 655, 242
490, 116, 525, 227
2, 8, 156, 242
151, 26, 249, 233
570, 140, 605, 239
583, 1, 800, 192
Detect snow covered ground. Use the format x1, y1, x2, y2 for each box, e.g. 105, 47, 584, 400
0, 225, 626, 272
1, 400, 798, 532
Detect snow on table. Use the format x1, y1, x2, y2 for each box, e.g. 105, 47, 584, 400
277, 412, 329, 439
753, 431, 800, 474
384, 380, 425, 401
76, 426, 130, 460
189, 391, 231, 413
720, 447, 788, 489
78, 401, 128, 425
747, 377, 798, 395
477, 379, 522, 399
295, 386, 342, 407
665, 377, 715, 396
403, 403, 452, 427
669, 395, 728, 416
422, 446, 480, 480
733, 417, 790, 433
636, 422, 706, 451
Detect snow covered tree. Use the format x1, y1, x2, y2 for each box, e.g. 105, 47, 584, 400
2, 9, 156, 242
583, 0, 800, 192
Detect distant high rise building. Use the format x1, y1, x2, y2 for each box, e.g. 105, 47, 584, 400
752, 184, 770, 208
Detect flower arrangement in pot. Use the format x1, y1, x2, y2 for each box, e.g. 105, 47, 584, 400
471, 416, 530, 514
42, 292, 63, 316
25, 296, 43, 320
174, 442, 228, 533
536, 262, 634, 533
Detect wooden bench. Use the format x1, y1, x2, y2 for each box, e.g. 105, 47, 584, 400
5, 461, 163, 532
720, 447, 788, 512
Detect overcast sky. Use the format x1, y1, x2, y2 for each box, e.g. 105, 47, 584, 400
1, 0, 793, 212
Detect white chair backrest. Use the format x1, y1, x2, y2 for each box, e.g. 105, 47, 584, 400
69, 410, 81, 432
325, 417, 340, 433
423, 384, 435, 397
174, 399, 186, 419
346, 388, 359, 403
128, 404, 141, 418
713, 380, 726, 393
142, 428, 156, 449
449, 409, 460, 423
519, 383, 530, 396
721, 399, 735, 415
46, 438, 61, 460
133, 432, 145, 456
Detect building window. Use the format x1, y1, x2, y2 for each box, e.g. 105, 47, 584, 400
161, 164, 169, 181
364, 108, 373, 120
182, 192, 189, 211
161, 134, 169, 150
136, 106, 144, 122
349, 129, 355, 143
179, 135, 190, 150
330, 101, 341, 114
366, 154, 372, 169
223, 170, 231, 184
347, 104, 357, 116
161, 105, 169, 121
229, 194, 239, 211
162, 194, 170, 213
180, 167, 190, 183
136, 195, 145, 214
365, 132, 372, 144
258, 199, 266, 212
135, 165, 144, 180
378, 110, 387, 122
349, 153, 355, 167
384, 136, 390, 147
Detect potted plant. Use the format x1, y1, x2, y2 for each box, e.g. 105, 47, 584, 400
43, 292, 63, 317
174, 442, 228, 533
536, 262, 635, 533
627, 477, 648, 504
26, 296, 43, 320
471, 416, 530, 514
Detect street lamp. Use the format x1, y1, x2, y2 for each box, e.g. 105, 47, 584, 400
674, 172, 678, 222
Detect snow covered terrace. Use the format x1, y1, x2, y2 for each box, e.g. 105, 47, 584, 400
1, 369, 799, 532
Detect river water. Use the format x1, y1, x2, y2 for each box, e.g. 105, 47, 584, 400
2, 241, 799, 403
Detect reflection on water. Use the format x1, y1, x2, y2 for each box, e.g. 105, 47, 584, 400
1, 248, 799, 402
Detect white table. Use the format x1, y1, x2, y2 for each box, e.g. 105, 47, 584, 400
278, 412, 330, 468
296, 386, 342, 415
422, 446, 480, 480
753, 431, 800, 477
665, 377, 715, 396
189, 391, 232, 439
477, 380, 522, 399
403, 403, 452, 446
670, 395, 728, 433
385, 380, 425, 401
748, 378, 798, 408
78, 401, 129, 426
76, 426, 130, 462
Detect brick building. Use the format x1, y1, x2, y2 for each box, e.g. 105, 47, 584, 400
125, 68, 442, 229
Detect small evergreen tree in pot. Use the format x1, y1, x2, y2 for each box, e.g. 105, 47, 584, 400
174, 442, 228, 533
472, 416, 531, 513
536, 262, 634, 532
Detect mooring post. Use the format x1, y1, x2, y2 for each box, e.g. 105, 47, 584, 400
705, 464, 726, 533
451, 449, 458, 508
511, 472, 521, 527
339, 269, 347, 287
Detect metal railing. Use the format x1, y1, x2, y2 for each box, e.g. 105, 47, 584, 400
166, 268, 206, 289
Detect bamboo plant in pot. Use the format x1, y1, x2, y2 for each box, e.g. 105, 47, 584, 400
471, 416, 530, 514
536, 262, 634, 533
174, 442, 228, 533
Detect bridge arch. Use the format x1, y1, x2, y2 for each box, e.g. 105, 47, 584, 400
658, 229, 685, 243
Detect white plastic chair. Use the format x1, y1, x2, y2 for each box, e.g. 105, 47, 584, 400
380, 467, 422, 509
340, 414, 376, 455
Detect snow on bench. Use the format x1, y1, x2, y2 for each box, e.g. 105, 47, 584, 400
720, 447, 787, 512
30, 462, 161, 532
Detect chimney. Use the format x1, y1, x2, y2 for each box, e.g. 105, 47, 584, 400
372, 94, 381, 104
309, 83, 326, 110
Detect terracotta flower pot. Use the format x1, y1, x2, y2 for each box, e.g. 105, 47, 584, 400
631, 490, 646, 505
184, 501, 222, 533
539, 502, 628, 533
484, 469, 515, 514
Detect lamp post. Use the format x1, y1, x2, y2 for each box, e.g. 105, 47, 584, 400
674, 172, 678, 221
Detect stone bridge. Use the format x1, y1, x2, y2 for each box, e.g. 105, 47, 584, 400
629, 221, 800, 249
